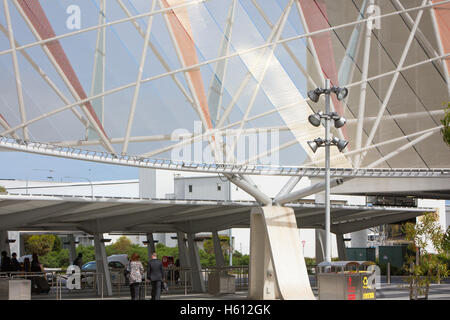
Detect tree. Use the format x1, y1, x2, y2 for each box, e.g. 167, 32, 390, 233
402, 212, 449, 299
441, 102, 450, 146
202, 235, 230, 257
52, 236, 62, 252
26, 234, 56, 256
109, 236, 132, 253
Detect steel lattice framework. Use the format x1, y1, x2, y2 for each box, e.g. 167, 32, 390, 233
0, 0, 449, 202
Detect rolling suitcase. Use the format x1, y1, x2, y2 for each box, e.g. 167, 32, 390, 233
33, 276, 50, 294
138, 283, 146, 300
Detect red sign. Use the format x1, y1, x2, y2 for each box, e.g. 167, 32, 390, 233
347, 276, 356, 300
162, 256, 174, 268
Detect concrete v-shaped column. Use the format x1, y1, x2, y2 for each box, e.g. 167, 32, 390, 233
187, 233, 206, 293
315, 229, 326, 265
67, 234, 77, 265
212, 230, 225, 268
0, 230, 11, 256
176, 232, 190, 284
336, 233, 347, 261
249, 206, 315, 300
93, 233, 112, 297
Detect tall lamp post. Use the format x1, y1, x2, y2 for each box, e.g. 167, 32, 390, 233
307, 79, 349, 263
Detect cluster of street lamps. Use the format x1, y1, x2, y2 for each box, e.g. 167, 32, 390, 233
306, 79, 349, 264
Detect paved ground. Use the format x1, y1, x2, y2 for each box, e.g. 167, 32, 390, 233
30, 283, 450, 300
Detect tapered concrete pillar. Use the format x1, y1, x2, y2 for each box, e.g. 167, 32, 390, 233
67, 234, 77, 265
212, 230, 225, 268
249, 206, 315, 300
19, 233, 25, 257
176, 232, 190, 268
93, 233, 112, 296
146, 233, 156, 263
336, 234, 347, 260
187, 233, 206, 293
0, 230, 11, 256
315, 229, 326, 264
176, 232, 190, 284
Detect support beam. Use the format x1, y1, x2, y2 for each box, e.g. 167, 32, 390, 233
224, 174, 272, 206
187, 233, 205, 293
227, 0, 294, 157
115, 0, 194, 107
122, 0, 157, 154
366, 130, 436, 168
3, 0, 28, 140
93, 233, 112, 296
354, 0, 374, 168
176, 232, 190, 270
0, 230, 11, 256
0, 23, 88, 130
249, 206, 314, 300
274, 178, 344, 206
332, 211, 423, 235
208, 0, 236, 125
392, 0, 449, 97
315, 229, 326, 265
67, 234, 77, 265
336, 233, 347, 261
12, 0, 116, 153
146, 233, 156, 263
212, 230, 225, 268
360, 0, 428, 163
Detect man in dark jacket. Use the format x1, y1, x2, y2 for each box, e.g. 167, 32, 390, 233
1, 251, 11, 272
10, 252, 20, 272
147, 252, 165, 300
73, 253, 83, 269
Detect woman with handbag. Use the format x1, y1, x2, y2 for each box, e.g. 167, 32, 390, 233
126, 253, 144, 300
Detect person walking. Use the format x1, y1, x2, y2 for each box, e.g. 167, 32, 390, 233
10, 252, 20, 272
147, 252, 165, 300
30, 253, 43, 272
23, 257, 31, 273
73, 253, 83, 269
127, 253, 144, 300
1, 251, 11, 273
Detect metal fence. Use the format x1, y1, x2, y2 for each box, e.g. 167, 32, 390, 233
1, 265, 250, 299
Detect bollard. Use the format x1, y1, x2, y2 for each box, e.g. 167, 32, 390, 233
387, 263, 391, 284
184, 270, 187, 296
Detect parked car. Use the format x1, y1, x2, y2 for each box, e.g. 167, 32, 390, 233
79, 254, 130, 286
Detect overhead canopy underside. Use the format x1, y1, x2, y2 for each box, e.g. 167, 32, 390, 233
0, 0, 448, 169
0, 194, 432, 235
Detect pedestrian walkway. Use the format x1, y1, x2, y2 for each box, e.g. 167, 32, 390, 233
29, 283, 450, 300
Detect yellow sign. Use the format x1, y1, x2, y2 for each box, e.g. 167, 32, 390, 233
363, 276, 368, 288
363, 292, 375, 299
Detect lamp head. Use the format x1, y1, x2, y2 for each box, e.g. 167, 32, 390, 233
307, 88, 323, 103
308, 111, 323, 127
331, 86, 348, 101
331, 137, 349, 152
307, 138, 324, 153
334, 116, 347, 128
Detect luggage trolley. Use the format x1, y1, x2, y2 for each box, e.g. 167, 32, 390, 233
317, 261, 376, 300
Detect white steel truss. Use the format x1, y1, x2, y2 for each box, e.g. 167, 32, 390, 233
1, 135, 448, 178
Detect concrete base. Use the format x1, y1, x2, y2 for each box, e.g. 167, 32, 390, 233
0, 279, 31, 300
208, 272, 236, 295
248, 206, 315, 300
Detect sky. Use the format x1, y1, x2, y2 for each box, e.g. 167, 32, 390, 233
0, 151, 138, 182
0, 0, 316, 176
